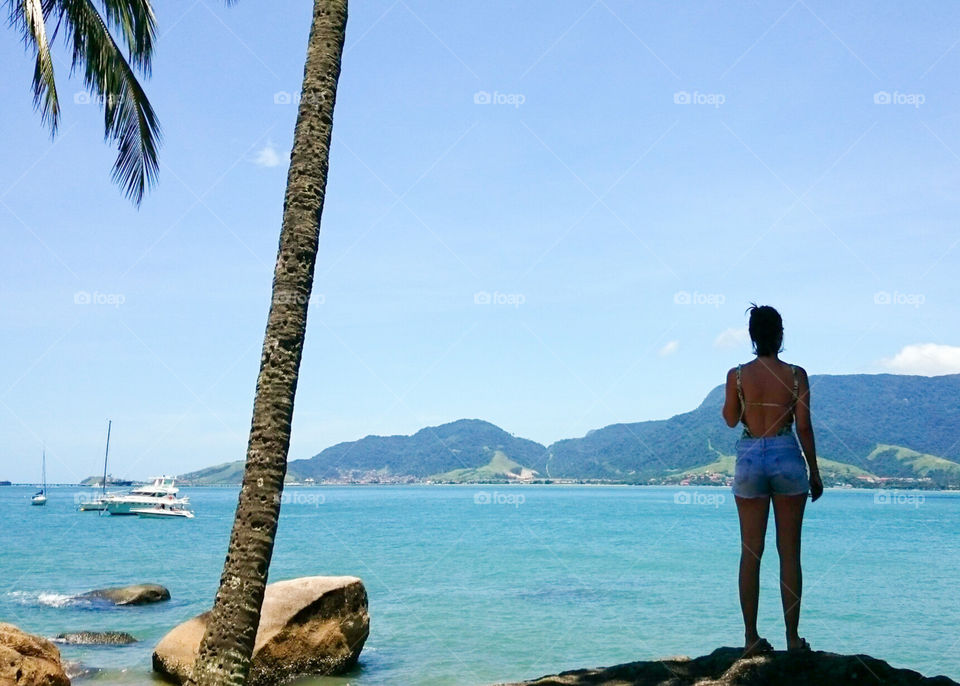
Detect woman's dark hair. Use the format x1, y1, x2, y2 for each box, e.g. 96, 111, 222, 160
746, 303, 783, 356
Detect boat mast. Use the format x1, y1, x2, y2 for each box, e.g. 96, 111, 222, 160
41, 447, 46, 494
101, 420, 112, 499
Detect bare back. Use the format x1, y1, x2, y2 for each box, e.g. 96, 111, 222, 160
735, 359, 797, 437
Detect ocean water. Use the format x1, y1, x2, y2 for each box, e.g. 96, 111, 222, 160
1, 485, 958, 685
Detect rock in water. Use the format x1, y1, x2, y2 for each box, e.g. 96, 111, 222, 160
152, 576, 369, 686
79, 583, 170, 606
0, 623, 70, 686
500, 647, 959, 685
54, 632, 138, 645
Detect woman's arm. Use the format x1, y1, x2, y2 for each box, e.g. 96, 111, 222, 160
722, 368, 741, 428
794, 366, 823, 501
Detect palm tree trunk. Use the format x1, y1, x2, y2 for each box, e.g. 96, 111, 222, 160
189, 2, 347, 684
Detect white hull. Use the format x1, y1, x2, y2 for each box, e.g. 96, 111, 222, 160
132, 507, 194, 519
106, 497, 187, 515
31, 496, 47, 506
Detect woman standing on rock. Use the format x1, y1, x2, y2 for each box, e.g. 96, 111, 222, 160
722, 304, 823, 657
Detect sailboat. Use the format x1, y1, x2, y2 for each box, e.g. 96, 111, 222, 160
31, 449, 47, 506
79, 420, 112, 512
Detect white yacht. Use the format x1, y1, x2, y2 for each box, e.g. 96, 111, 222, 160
104, 476, 189, 515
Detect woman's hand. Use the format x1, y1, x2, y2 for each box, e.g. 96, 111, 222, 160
809, 470, 823, 502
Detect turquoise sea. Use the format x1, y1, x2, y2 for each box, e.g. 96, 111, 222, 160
2, 485, 958, 684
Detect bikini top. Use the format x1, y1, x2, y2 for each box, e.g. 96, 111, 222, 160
736, 363, 799, 438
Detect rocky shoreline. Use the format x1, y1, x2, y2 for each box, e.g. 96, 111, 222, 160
501, 647, 959, 686
1, 577, 369, 686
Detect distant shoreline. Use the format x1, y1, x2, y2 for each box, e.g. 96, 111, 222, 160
4, 482, 959, 492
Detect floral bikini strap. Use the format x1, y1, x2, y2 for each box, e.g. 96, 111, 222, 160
736, 364, 745, 421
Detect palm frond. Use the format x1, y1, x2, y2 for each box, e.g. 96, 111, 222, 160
8, 0, 61, 131
55, 0, 160, 204
97, 0, 155, 72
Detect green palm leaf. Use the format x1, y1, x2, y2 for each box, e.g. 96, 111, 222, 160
9, 0, 60, 130
55, 0, 160, 203
7, 0, 160, 204
97, 0, 155, 72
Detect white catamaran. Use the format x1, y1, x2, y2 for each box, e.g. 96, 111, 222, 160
31, 449, 47, 506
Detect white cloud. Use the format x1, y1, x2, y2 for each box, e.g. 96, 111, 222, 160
658, 340, 679, 357
714, 327, 750, 349
880, 343, 960, 375
253, 139, 284, 168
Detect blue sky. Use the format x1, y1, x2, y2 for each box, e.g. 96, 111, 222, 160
2, 0, 960, 483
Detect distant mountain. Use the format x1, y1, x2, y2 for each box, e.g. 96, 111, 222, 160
290, 419, 549, 481
178, 374, 960, 486
545, 374, 960, 483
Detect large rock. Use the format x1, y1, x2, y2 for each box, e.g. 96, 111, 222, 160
501, 647, 958, 685
152, 576, 368, 686
0, 623, 70, 686
79, 584, 170, 606
53, 632, 138, 646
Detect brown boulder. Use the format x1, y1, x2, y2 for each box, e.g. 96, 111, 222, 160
152, 576, 368, 686
0, 623, 70, 686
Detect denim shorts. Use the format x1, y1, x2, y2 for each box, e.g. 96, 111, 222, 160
732, 434, 809, 498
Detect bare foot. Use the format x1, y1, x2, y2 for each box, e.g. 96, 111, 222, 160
742, 636, 774, 658
787, 636, 811, 653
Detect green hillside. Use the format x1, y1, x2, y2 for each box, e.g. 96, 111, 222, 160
290, 419, 549, 481
865, 444, 960, 479
429, 450, 538, 483
676, 455, 875, 480
545, 373, 960, 482
178, 375, 960, 487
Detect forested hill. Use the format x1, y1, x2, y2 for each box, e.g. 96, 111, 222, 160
544, 373, 960, 482
179, 374, 960, 485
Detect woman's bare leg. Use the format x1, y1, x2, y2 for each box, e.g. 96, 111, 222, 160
772, 493, 807, 649
736, 495, 770, 646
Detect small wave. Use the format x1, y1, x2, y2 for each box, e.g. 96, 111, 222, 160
63, 662, 101, 681
5, 590, 82, 608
